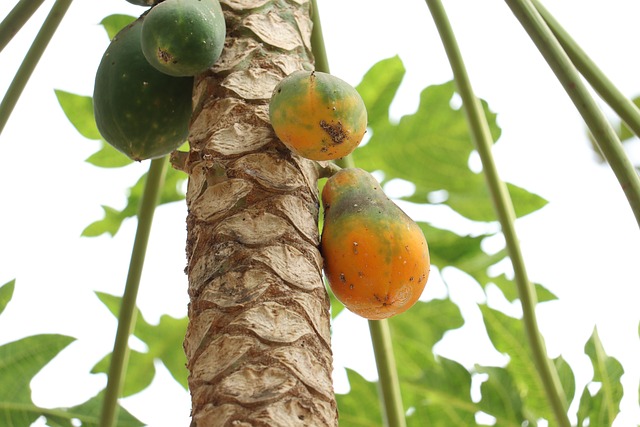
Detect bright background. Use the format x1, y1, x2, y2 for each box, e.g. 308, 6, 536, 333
0, 0, 638, 426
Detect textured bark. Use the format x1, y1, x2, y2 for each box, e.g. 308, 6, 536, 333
181, 0, 338, 425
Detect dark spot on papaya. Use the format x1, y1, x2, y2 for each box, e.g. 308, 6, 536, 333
349, 284, 354, 290
339, 273, 346, 283
319, 119, 347, 145
157, 48, 173, 64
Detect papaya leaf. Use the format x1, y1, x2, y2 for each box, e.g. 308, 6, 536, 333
385, 299, 477, 426
0, 279, 15, 315
85, 141, 135, 168
0, 334, 75, 425
389, 298, 464, 376
100, 14, 136, 40
554, 355, 576, 407
403, 357, 478, 427
91, 350, 155, 397
576, 328, 624, 427
82, 166, 186, 237
54, 87, 133, 168
43, 391, 143, 427
135, 313, 188, 390
488, 273, 558, 303
356, 55, 405, 128
479, 305, 554, 422
54, 90, 102, 141
474, 365, 531, 426
354, 61, 548, 221
96, 291, 188, 390
335, 368, 383, 427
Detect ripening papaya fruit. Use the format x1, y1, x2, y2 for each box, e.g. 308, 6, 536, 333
93, 17, 194, 161
269, 71, 367, 161
321, 168, 430, 320
141, 0, 226, 77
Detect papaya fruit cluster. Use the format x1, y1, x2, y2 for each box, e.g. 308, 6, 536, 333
269, 71, 429, 319
321, 168, 431, 320
93, 0, 225, 161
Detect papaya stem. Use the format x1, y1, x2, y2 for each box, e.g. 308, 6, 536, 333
0, 0, 46, 53
0, 0, 72, 136
424, 1, 571, 426
310, 0, 330, 75
100, 157, 168, 427
316, 161, 342, 179
368, 319, 407, 427
504, 0, 640, 229
531, 0, 640, 141
310, 2, 406, 426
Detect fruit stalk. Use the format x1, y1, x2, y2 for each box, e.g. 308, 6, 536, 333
0, 0, 72, 135
504, 0, 640, 229
425, 0, 571, 426
100, 157, 168, 427
182, 0, 337, 424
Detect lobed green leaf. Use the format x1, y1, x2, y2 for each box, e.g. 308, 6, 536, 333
91, 350, 155, 397
44, 391, 143, 427
95, 291, 188, 390
475, 366, 530, 426
0, 279, 15, 316
335, 368, 383, 427
354, 57, 547, 222
100, 14, 136, 40
82, 166, 186, 237
85, 141, 134, 168
577, 328, 624, 427
0, 334, 75, 425
479, 305, 554, 422
54, 90, 102, 141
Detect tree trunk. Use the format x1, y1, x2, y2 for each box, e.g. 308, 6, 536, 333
181, 0, 338, 425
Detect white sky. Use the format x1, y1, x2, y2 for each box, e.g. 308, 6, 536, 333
0, 0, 639, 426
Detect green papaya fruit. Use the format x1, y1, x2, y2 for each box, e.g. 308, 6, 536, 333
141, 0, 226, 77
93, 17, 194, 161
321, 168, 430, 320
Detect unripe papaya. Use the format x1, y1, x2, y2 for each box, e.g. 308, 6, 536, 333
269, 71, 367, 161
321, 168, 430, 320
93, 18, 194, 161
141, 0, 226, 77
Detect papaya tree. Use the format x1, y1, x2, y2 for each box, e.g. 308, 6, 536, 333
0, 0, 639, 426
178, 0, 338, 424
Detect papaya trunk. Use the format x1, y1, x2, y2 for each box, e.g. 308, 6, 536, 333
181, 0, 338, 425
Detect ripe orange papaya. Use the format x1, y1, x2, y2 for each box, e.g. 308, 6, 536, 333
269, 71, 367, 161
93, 18, 194, 161
141, 0, 226, 77
321, 168, 430, 320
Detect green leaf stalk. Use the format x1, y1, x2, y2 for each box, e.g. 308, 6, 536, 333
311, 2, 407, 426
424, 1, 571, 426
100, 157, 168, 427
504, 0, 640, 229
0, 0, 72, 135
